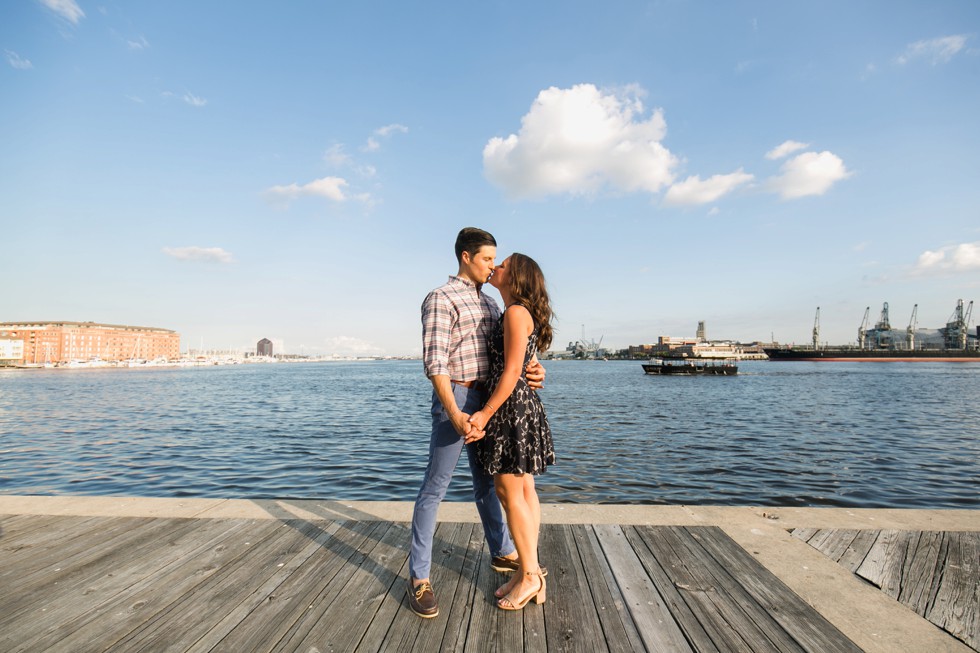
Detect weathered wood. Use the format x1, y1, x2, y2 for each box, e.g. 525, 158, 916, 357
594, 523, 695, 652
539, 523, 608, 653
899, 530, 942, 616
576, 524, 645, 653
8, 517, 262, 653
927, 531, 980, 651
790, 527, 819, 544
649, 526, 807, 653
856, 530, 915, 599
102, 519, 313, 653
0, 514, 906, 653
808, 529, 862, 563
688, 526, 864, 653
836, 529, 879, 572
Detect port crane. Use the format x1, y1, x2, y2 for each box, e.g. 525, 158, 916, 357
812, 307, 820, 350
857, 307, 870, 349
944, 299, 975, 349
875, 302, 893, 348
905, 304, 918, 350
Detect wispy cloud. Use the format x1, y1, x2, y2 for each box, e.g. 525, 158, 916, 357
364, 123, 408, 151
4, 50, 33, 70
265, 176, 355, 205
324, 335, 384, 357
483, 83, 678, 199
163, 246, 234, 263
37, 0, 85, 24
324, 144, 352, 167
897, 35, 969, 65
766, 150, 851, 199
125, 95, 144, 103
183, 92, 207, 107
913, 241, 980, 275
765, 140, 810, 160
127, 35, 150, 50
664, 169, 754, 206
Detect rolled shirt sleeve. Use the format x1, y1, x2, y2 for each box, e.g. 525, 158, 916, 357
422, 289, 453, 379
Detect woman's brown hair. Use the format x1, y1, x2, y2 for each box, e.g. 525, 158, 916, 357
507, 253, 554, 352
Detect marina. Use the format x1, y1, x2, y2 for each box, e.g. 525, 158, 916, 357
0, 496, 976, 652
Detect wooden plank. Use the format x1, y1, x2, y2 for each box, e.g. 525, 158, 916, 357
105, 519, 325, 653
0, 514, 73, 543
927, 531, 980, 651
653, 526, 807, 653
6, 517, 260, 653
0, 516, 209, 639
258, 519, 392, 652
594, 524, 695, 653
899, 530, 942, 616
368, 521, 480, 653
182, 519, 344, 653
811, 529, 861, 563
576, 524, 645, 653
790, 528, 819, 543
687, 525, 863, 653
856, 530, 914, 599
537, 523, 607, 653
836, 529, 879, 573
285, 521, 415, 652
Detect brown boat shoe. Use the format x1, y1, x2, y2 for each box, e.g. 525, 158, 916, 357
490, 556, 548, 576
407, 577, 439, 618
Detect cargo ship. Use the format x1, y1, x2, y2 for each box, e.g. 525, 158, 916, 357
764, 300, 980, 362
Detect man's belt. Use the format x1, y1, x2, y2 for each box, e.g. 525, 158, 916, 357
452, 379, 487, 391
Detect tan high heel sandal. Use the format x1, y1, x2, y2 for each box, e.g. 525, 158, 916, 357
496, 569, 546, 610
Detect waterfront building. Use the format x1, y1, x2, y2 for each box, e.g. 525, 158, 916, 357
257, 338, 273, 357
0, 322, 180, 365
0, 333, 25, 366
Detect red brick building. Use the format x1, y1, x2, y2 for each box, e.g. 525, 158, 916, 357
0, 322, 180, 364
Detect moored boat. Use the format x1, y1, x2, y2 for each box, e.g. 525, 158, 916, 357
642, 358, 738, 375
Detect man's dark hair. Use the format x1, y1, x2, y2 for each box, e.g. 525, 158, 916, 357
454, 227, 497, 263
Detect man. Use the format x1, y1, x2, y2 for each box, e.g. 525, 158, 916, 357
407, 227, 545, 618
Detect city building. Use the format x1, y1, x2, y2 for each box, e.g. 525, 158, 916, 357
257, 338, 273, 357
0, 322, 180, 365
0, 334, 25, 366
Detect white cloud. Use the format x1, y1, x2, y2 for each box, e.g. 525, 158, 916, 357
163, 246, 234, 263
183, 92, 207, 107
37, 0, 84, 24
4, 50, 33, 69
127, 35, 150, 50
897, 35, 968, 65
324, 144, 352, 167
363, 123, 408, 152
914, 241, 980, 274
767, 150, 851, 199
265, 176, 351, 204
483, 83, 679, 199
324, 336, 384, 357
765, 140, 810, 160
664, 169, 754, 206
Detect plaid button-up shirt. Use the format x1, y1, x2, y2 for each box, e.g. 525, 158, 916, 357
422, 275, 502, 382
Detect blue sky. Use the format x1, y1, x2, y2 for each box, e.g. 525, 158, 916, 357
3, 1, 979, 356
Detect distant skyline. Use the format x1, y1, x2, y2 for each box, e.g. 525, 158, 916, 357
3, 1, 979, 356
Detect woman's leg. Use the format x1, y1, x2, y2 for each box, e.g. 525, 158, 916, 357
495, 473, 542, 604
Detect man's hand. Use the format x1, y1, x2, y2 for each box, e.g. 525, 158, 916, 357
525, 358, 546, 390
465, 410, 488, 444
451, 411, 474, 437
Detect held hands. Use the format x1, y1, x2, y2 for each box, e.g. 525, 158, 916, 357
452, 411, 486, 444
468, 409, 490, 435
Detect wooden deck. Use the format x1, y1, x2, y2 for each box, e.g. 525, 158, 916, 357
792, 527, 980, 651
0, 514, 866, 653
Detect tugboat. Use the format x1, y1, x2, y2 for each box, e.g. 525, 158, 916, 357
641, 357, 738, 376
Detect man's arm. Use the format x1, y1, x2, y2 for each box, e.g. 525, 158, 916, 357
431, 374, 481, 442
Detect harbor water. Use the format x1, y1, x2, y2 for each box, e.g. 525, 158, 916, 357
1, 360, 978, 508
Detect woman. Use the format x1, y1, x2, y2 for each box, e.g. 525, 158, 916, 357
468, 252, 555, 610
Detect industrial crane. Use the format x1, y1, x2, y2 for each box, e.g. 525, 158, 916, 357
812, 307, 820, 350
857, 307, 870, 349
906, 304, 918, 350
